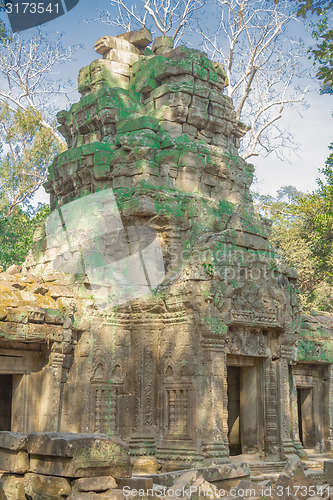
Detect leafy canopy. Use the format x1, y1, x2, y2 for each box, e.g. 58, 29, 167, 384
0, 104, 64, 218
255, 146, 333, 312
0, 204, 50, 270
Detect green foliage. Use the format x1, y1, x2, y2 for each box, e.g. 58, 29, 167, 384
272, 0, 332, 16
0, 1, 11, 43
255, 152, 333, 312
274, 0, 333, 91
311, 15, 333, 93
0, 104, 64, 217
0, 204, 50, 269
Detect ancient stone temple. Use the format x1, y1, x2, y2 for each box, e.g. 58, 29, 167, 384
0, 28, 332, 472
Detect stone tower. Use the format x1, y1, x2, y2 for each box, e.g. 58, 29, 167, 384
20, 29, 305, 468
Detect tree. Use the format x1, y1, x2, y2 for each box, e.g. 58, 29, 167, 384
0, 30, 78, 146
0, 1, 8, 41
275, 0, 333, 91
255, 154, 333, 312
93, 0, 205, 42
0, 204, 50, 270
312, 14, 333, 92
199, 0, 309, 160
0, 104, 64, 217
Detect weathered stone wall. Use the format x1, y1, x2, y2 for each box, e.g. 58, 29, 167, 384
0, 28, 331, 472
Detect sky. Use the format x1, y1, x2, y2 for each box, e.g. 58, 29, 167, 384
2, 0, 332, 203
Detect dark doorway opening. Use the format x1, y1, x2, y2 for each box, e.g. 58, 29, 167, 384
227, 366, 241, 456
297, 387, 315, 448
0, 374, 13, 430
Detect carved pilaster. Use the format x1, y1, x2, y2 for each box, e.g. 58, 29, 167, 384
265, 358, 279, 458
200, 339, 229, 463
278, 347, 297, 458
328, 365, 333, 452
49, 351, 65, 432
289, 366, 307, 458
129, 327, 158, 456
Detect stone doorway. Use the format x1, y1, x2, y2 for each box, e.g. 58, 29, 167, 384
227, 366, 241, 455
0, 374, 13, 430
297, 387, 315, 448
227, 359, 262, 456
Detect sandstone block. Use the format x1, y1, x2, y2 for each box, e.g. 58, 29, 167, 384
324, 460, 333, 485
27, 433, 131, 478
182, 123, 197, 137
170, 471, 221, 500
193, 63, 209, 82
152, 36, 173, 52
132, 456, 162, 474
72, 476, 117, 492
6, 264, 22, 275
159, 121, 182, 138
273, 457, 311, 500
68, 491, 125, 499
1, 474, 25, 500
95, 36, 140, 55
106, 49, 140, 66
137, 77, 158, 94
24, 473, 72, 499
155, 92, 192, 108
155, 59, 192, 80
156, 105, 188, 123
0, 431, 28, 450
0, 449, 29, 474
117, 477, 153, 489
0, 483, 5, 500
105, 61, 131, 77
187, 108, 208, 129
118, 28, 152, 48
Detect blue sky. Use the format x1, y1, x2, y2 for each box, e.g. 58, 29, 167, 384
3, 0, 332, 200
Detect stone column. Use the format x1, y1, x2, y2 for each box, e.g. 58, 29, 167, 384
289, 366, 307, 458
328, 365, 333, 452
199, 339, 229, 463
278, 347, 297, 458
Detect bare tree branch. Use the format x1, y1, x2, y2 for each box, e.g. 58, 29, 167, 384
90, 0, 205, 41
200, 0, 310, 160
0, 30, 79, 148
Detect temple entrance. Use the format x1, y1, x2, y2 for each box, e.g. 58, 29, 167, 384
227, 360, 261, 456
227, 366, 241, 455
297, 387, 315, 448
0, 374, 13, 430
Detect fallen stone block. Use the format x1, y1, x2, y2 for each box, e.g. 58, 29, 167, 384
324, 460, 333, 485
24, 472, 72, 499
232, 480, 267, 498
6, 264, 22, 275
68, 491, 126, 499
169, 471, 223, 500
273, 457, 312, 500
27, 433, 132, 478
0, 448, 29, 474
0, 482, 6, 500
1, 473, 26, 500
0, 432, 28, 451
116, 477, 153, 489
72, 476, 117, 492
